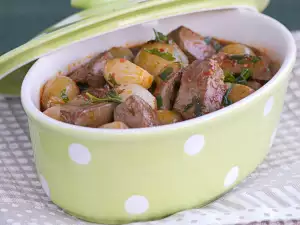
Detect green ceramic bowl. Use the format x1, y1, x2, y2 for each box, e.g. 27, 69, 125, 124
21, 8, 296, 225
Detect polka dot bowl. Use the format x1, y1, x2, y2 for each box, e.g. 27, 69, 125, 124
21, 9, 296, 225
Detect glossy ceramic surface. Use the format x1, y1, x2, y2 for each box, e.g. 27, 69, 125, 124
21, 9, 295, 224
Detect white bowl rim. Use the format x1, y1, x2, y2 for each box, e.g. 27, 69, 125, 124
21, 10, 297, 136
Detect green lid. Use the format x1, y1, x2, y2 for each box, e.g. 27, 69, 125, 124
0, 0, 269, 96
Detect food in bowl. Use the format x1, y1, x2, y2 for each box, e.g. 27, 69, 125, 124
41, 26, 278, 129
21, 7, 296, 224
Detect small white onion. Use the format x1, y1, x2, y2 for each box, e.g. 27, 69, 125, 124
117, 84, 157, 109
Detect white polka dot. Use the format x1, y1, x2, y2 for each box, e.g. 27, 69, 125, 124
12, 223, 21, 225
7, 219, 14, 223
16, 214, 22, 217
68, 143, 91, 165
264, 96, 274, 116
39, 175, 50, 197
125, 195, 149, 215
26, 210, 32, 213
11, 204, 18, 207
224, 166, 239, 188
184, 135, 205, 156
0, 208, 8, 212
270, 129, 277, 148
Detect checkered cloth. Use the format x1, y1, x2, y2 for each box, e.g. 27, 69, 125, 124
1, 32, 300, 225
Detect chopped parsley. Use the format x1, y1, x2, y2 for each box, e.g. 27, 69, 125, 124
236, 68, 252, 84
237, 59, 247, 64
156, 95, 163, 109
224, 71, 236, 83
204, 37, 222, 52
60, 88, 69, 103
159, 67, 173, 81
240, 68, 252, 80
229, 55, 245, 61
183, 103, 193, 112
86, 90, 122, 104
224, 68, 252, 85
213, 41, 222, 52
251, 56, 261, 63
193, 97, 202, 117
222, 86, 233, 106
149, 80, 157, 94
153, 29, 168, 43
107, 73, 118, 86
230, 55, 261, 64
183, 97, 203, 117
144, 48, 175, 61
203, 36, 212, 45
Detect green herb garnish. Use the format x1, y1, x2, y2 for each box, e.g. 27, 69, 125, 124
183, 97, 203, 116
153, 29, 168, 43
183, 103, 193, 112
60, 88, 69, 103
149, 80, 157, 94
240, 68, 252, 80
224, 71, 236, 83
229, 54, 247, 64
86, 90, 122, 104
204, 37, 222, 51
237, 59, 247, 64
222, 86, 233, 106
144, 48, 176, 61
156, 95, 163, 109
213, 41, 222, 52
235, 68, 252, 84
159, 67, 173, 81
204, 36, 212, 45
230, 55, 260, 64
229, 55, 245, 61
107, 73, 118, 86
251, 56, 261, 63
193, 97, 202, 117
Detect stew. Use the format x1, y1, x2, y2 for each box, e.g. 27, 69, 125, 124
41, 26, 278, 129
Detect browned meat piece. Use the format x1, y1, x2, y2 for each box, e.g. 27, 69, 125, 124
168, 26, 217, 63
213, 52, 273, 81
68, 52, 113, 88
114, 95, 159, 128
60, 102, 117, 127
67, 95, 89, 106
154, 68, 183, 110
66, 87, 111, 106
173, 59, 226, 119
246, 81, 262, 90
82, 86, 111, 98
68, 67, 89, 84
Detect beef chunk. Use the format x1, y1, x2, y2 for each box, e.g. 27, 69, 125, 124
60, 102, 117, 127
68, 52, 113, 88
114, 95, 159, 128
173, 59, 226, 119
168, 26, 216, 63
154, 68, 183, 110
